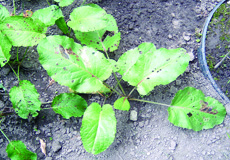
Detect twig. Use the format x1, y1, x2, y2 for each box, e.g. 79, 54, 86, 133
214, 51, 230, 69
41, 101, 53, 105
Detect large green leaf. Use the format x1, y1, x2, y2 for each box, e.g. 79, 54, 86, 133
80, 103, 116, 154
0, 4, 9, 23
52, 93, 87, 119
37, 35, 112, 93
74, 12, 120, 52
0, 31, 12, 67
32, 5, 64, 27
117, 42, 190, 95
168, 87, 226, 131
6, 140, 37, 160
0, 16, 47, 46
9, 80, 41, 119
68, 5, 108, 32
114, 97, 130, 111
54, 0, 74, 7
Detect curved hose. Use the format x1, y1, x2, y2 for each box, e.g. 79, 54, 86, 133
197, 0, 230, 103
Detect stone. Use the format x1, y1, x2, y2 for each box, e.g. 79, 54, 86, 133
176, 80, 181, 85
170, 86, 177, 94
188, 50, 195, 61
183, 32, 191, 41
45, 157, 53, 160
168, 34, 173, 39
52, 141, 62, 153
169, 140, 177, 150
185, 65, 190, 72
130, 110, 138, 121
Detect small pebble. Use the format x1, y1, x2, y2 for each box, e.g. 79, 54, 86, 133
130, 110, 138, 121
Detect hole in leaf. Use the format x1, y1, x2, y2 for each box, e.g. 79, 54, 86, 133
187, 112, 192, 117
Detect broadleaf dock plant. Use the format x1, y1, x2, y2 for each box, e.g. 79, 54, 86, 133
0, 2, 227, 158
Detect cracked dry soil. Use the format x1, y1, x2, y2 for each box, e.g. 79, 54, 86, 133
1, 0, 230, 160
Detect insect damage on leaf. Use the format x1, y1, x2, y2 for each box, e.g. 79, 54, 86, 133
23, 10, 33, 17
102, 30, 114, 41
59, 45, 70, 59
200, 100, 218, 115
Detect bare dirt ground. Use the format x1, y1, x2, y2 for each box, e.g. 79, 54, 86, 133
1, 0, 230, 160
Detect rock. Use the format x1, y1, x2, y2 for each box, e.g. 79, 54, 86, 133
170, 86, 177, 94
188, 50, 195, 61
169, 140, 177, 150
0, 68, 11, 75
185, 65, 190, 72
52, 141, 62, 153
45, 157, 52, 160
168, 34, 173, 39
176, 80, 181, 85
172, 19, 181, 29
130, 110, 138, 121
139, 121, 144, 128
183, 32, 191, 41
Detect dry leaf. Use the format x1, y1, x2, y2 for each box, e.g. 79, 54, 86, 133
40, 139, 46, 156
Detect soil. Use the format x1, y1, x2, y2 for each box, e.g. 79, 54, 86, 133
206, 1, 230, 99
1, 0, 230, 160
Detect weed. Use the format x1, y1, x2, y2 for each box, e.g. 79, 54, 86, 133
0, 1, 227, 158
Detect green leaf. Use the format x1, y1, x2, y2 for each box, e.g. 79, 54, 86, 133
37, 35, 112, 93
74, 14, 121, 52
114, 97, 130, 111
9, 80, 41, 119
68, 5, 108, 32
55, 17, 69, 34
52, 93, 87, 119
6, 140, 37, 160
0, 31, 12, 67
117, 42, 190, 95
54, 0, 74, 7
0, 4, 10, 23
80, 103, 116, 154
0, 16, 47, 46
32, 5, 64, 27
168, 87, 226, 131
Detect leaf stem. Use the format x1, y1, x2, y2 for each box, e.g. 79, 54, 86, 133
8, 63, 20, 82
103, 82, 122, 96
13, 0, 16, 15
20, 47, 29, 65
46, 0, 51, 6
97, 32, 126, 96
129, 98, 171, 107
0, 128, 11, 143
128, 86, 137, 97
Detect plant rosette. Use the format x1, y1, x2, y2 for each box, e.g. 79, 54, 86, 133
0, 1, 227, 159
